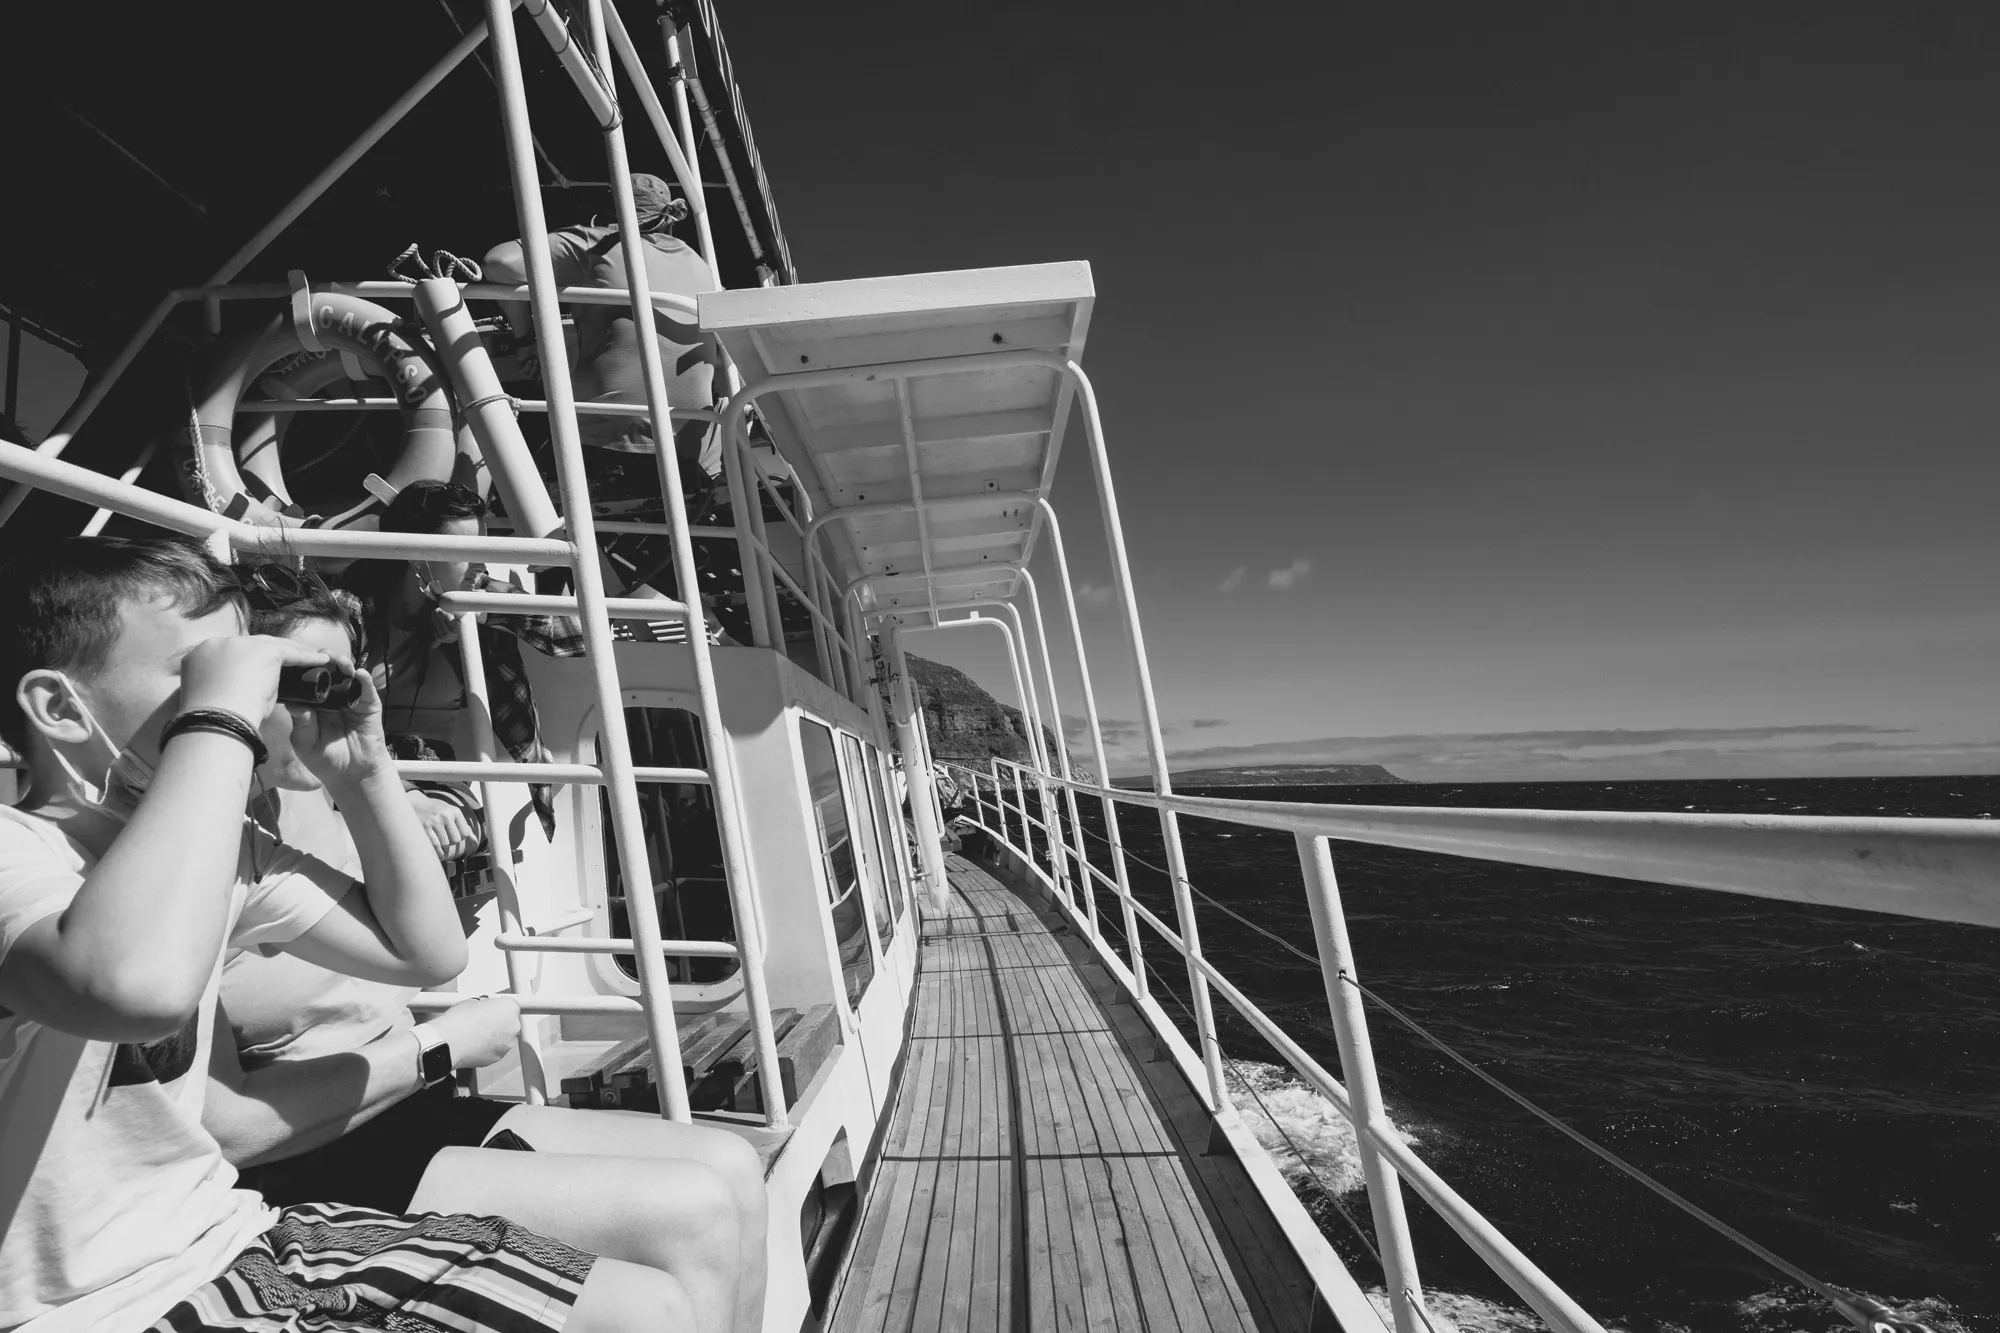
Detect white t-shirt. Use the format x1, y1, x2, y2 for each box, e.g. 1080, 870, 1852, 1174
0, 804, 349, 1332
223, 789, 417, 1067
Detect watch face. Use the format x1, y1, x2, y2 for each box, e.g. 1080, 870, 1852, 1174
422, 1041, 453, 1086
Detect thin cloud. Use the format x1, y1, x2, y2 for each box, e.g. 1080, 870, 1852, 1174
1188, 718, 1230, 729
1267, 558, 1312, 590
1218, 566, 1247, 593
1072, 580, 1116, 608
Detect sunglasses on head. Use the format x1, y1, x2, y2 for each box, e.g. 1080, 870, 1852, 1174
237, 562, 333, 610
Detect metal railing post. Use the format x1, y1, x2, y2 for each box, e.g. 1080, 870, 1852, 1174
1035, 500, 1136, 974
584, 0, 788, 1127
1297, 835, 1426, 1333
657, 19, 719, 275
989, 756, 1009, 848
716, 403, 772, 647
485, 0, 698, 1119
455, 613, 547, 1102
1066, 362, 1226, 1108
996, 601, 1067, 902
1018, 570, 1092, 927
1011, 762, 1032, 864
885, 624, 951, 910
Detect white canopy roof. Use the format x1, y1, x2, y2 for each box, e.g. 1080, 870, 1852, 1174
700, 262, 1094, 627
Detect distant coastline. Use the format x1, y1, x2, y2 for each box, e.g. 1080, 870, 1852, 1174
1119, 763, 1410, 788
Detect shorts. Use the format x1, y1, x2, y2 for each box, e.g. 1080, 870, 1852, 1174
151, 1202, 595, 1332
236, 1083, 519, 1214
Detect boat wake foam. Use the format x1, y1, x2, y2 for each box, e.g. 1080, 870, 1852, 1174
1222, 1062, 1969, 1333
1222, 1059, 1412, 1196
1365, 1288, 1547, 1333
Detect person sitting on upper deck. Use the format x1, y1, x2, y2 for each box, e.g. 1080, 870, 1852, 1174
483, 172, 723, 483
203, 573, 769, 1333
0, 534, 695, 1331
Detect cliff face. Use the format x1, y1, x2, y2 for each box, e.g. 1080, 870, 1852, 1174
905, 654, 1068, 775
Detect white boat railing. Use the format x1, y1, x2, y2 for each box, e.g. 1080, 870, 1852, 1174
943, 752, 1997, 1333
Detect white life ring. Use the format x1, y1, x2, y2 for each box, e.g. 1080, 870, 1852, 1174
185, 292, 467, 531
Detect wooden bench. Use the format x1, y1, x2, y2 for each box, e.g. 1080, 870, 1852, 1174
558, 1004, 842, 1116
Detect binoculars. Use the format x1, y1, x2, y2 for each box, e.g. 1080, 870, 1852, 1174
276, 663, 366, 710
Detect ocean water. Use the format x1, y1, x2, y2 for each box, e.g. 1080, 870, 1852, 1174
1043, 776, 2000, 1333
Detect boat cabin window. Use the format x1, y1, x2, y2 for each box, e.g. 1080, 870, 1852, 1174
799, 719, 879, 1005
841, 734, 900, 949
595, 706, 735, 985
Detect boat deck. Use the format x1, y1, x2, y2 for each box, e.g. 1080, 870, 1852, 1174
828, 855, 1319, 1333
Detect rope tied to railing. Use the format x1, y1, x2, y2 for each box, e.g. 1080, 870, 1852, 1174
980, 768, 1945, 1333
387, 244, 484, 284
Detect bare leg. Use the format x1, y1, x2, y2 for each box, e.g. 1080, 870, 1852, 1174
489, 1105, 770, 1333
412, 1149, 741, 1333
567, 1255, 693, 1333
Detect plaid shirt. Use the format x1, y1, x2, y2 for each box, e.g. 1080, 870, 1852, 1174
466, 570, 586, 839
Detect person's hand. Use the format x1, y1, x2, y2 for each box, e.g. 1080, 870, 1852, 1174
289, 669, 391, 789
180, 635, 329, 727
427, 996, 522, 1071
409, 791, 483, 860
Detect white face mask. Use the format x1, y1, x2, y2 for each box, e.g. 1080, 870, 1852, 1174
48, 673, 156, 820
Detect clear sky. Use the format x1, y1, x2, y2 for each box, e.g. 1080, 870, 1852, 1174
729, 2, 2000, 781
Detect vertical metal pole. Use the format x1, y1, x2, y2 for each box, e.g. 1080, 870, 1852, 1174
659, 20, 721, 280
885, 624, 950, 910
845, 595, 873, 716
1297, 834, 1427, 1333
586, 0, 787, 1127
1011, 762, 1031, 868
915, 700, 947, 840
716, 413, 771, 647
484, 0, 693, 1121
1064, 361, 1226, 1109
409, 277, 562, 540
751, 456, 786, 649
456, 614, 547, 1102
736, 439, 785, 652
1035, 500, 1136, 972
989, 756, 1010, 850
807, 565, 838, 693
997, 602, 1065, 901
1020, 569, 1095, 934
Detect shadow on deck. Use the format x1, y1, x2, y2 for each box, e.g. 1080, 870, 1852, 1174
828, 855, 1322, 1332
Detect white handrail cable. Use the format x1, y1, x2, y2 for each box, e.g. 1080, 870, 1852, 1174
1043, 773, 1942, 1333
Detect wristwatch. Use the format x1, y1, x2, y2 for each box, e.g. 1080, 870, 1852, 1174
410, 1023, 454, 1088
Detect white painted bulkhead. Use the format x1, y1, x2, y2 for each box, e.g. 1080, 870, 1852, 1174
419, 634, 916, 1333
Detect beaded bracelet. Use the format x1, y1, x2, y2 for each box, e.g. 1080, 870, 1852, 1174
161, 708, 269, 768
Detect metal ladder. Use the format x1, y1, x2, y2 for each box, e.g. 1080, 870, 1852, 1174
0, 0, 790, 1130
407, 0, 785, 1128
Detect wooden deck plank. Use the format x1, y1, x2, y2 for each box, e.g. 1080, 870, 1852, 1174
938, 1158, 979, 1331
831, 864, 1323, 1333
1079, 1154, 1146, 1330
972, 1157, 1009, 1333
1105, 1153, 1191, 1333
1148, 1153, 1263, 1333
909, 1157, 955, 1332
